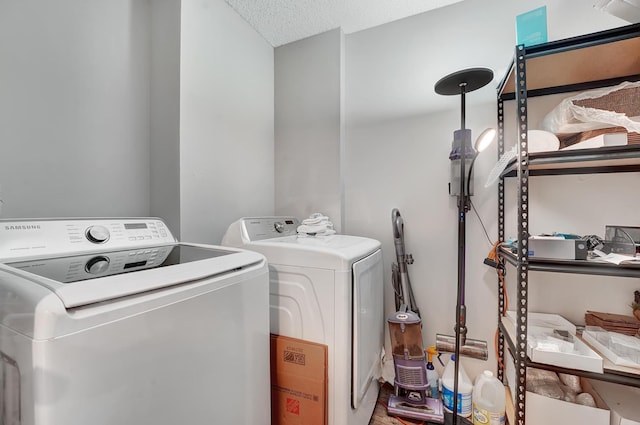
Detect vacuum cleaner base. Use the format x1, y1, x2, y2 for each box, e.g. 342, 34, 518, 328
387, 395, 445, 423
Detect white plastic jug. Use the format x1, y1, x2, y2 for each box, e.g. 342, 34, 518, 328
441, 355, 473, 418
472, 370, 506, 425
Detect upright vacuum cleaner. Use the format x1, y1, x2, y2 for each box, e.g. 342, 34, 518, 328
387, 209, 444, 423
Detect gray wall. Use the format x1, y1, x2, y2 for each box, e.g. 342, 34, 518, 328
0, 0, 151, 218
180, 0, 275, 244
275, 29, 344, 231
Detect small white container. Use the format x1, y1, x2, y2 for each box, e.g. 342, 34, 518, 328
442, 354, 473, 418
472, 370, 505, 425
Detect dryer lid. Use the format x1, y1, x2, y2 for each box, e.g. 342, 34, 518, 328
222, 217, 381, 269
241, 235, 381, 270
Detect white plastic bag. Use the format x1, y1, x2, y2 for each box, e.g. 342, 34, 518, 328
542, 81, 640, 135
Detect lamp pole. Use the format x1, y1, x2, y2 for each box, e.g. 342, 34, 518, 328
454, 81, 468, 425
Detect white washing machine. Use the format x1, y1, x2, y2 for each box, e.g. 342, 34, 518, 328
0, 217, 270, 425
222, 216, 384, 425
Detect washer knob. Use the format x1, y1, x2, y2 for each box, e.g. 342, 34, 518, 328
85, 256, 110, 275
273, 222, 285, 233
86, 225, 110, 244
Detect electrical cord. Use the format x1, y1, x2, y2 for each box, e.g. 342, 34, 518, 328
486, 241, 508, 315
487, 241, 508, 371
470, 199, 493, 246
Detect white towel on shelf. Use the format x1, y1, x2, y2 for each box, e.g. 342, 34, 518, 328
297, 213, 336, 237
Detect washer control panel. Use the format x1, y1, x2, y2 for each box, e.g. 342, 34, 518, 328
0, 218, 176, 261
6, 244, 174, 283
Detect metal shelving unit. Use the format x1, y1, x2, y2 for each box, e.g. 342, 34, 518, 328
495, 23, 640, 425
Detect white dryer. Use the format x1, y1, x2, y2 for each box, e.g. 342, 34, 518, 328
0, 218, 270, 425
222, 216, 384, 425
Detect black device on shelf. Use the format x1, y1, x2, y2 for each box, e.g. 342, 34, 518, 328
495, 22, 640, 425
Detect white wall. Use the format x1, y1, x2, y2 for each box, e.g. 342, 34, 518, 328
179, 0, 275, 244
343, 0, 631, 380
0, 0, 151, 218
274, 29, 344, 230
150, 0, 181, 236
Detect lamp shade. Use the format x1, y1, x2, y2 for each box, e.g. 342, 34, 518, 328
474, 128, 497, 153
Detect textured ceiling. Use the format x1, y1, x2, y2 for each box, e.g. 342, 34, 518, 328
224, 0, 465, 46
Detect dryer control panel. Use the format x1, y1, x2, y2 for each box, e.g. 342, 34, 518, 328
235, 217, 300, 241
0, 218, 176, 261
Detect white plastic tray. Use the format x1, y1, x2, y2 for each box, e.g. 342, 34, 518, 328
583, 327, 640, 369
503, 313, 603, 373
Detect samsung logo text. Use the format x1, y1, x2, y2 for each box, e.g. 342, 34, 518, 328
4, 225, 41, 231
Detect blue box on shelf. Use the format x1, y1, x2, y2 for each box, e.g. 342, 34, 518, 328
516, 6, 548, 46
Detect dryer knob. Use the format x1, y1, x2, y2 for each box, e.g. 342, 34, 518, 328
85, 256, 110, 275
274, 222, 285, 233
86, 225, 110, 244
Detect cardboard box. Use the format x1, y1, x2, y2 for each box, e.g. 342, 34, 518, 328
505, 350, 610, 425
525, 378, 609, 425
271, 334, 328, 425
591, 380, 640, 425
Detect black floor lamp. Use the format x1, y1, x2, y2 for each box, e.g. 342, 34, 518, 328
434, 67, 496, 425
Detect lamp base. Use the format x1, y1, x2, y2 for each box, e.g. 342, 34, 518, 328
443, 411, 474, 425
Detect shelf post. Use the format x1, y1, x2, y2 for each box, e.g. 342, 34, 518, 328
514, 43, 530, 425
497, 94, 506, 384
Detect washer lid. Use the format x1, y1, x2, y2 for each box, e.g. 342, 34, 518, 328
0, 243, 264, 308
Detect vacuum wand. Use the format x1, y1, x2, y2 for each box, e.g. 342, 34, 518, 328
391, 209, 419, 316
436, 128, 488, 362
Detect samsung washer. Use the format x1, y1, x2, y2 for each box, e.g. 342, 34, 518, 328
222, 216, 384, 425
0, 218, 270, 425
